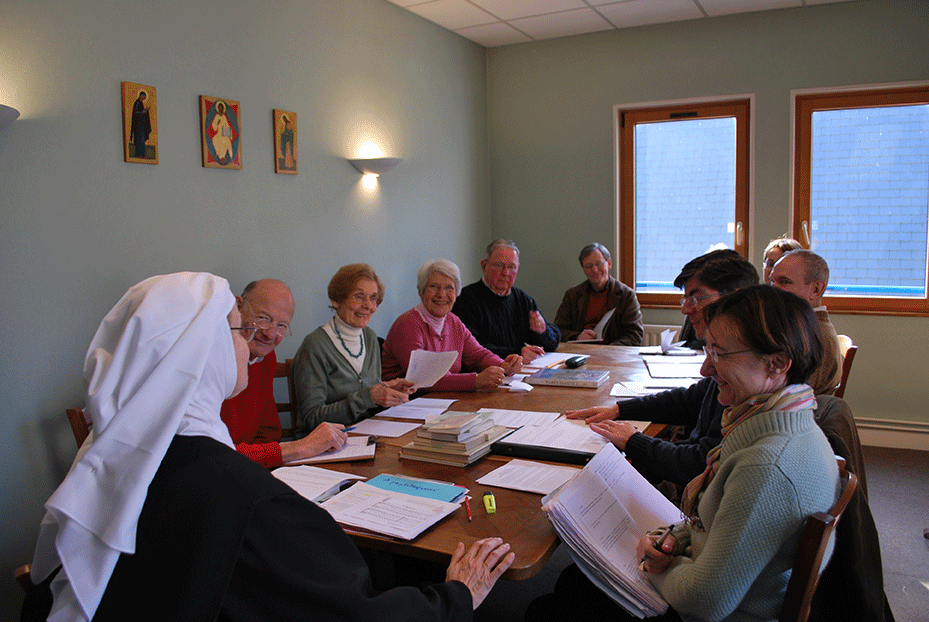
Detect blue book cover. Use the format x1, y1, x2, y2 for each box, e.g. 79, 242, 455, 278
366, 474, 467, 503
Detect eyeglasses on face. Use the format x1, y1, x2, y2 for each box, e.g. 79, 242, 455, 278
488, 261, 519, 272
680, 292, 719, 308
230, 326, 258, 343
703, 344, 756, 364
350, 292, 380, 307
426, 283, 456, 294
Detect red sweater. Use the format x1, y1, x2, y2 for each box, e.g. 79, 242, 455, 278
220, 351, 283, 468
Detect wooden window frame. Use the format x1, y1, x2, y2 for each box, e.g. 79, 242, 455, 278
617, 98, 751, 309
793, 84, 929, 316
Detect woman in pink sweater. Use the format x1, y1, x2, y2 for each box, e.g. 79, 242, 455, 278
382, 259, 522, 391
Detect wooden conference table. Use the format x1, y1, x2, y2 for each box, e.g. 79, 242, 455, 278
315, 343, 666, 580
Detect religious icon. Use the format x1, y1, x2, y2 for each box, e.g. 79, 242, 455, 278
273, 109, 297, 174
122, 81, 158, 164
200, 95, 242, 169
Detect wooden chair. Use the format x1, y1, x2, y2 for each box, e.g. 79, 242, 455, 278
66, 407, 90, 447
275, 358, 298, 438
641, 324, 681, 347
833, 335, 857, 399
779, 460, 858, 622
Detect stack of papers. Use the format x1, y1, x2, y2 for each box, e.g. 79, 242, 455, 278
542, 444, 683, 618
283, 435, 376, 465
272, 465, 366, 503
320, 481, 460, 540
491, 417, 609, 464
477, 459, 580, 495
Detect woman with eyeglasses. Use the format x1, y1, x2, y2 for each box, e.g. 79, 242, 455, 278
529, 285, 840, 622
381, 259, 522, 392
24, 272, 514, 621
292, 264, 413, 436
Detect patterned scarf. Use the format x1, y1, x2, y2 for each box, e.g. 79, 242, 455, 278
680, 383, 816, 522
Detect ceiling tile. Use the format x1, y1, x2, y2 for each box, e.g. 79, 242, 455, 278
406, 0, 497, 30
469, 0, 588, 21
595, 0, 704, 29
510, 8, 615, 40
456, 22, 534, 47
699, 0, 801, 18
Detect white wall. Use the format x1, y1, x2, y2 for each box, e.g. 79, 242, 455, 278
0, 0, 489, 614
485, 0, 929, 433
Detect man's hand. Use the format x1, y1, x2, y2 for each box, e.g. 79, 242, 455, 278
521, 344, 545, 363
576, 329, 597, 341
529, 310, 547, 334
589, 419, 638, 450
565, 404, 619, 424
446, 538, 515, 609
280, 422, 347, 462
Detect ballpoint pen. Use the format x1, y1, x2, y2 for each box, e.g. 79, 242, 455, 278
641, 527, 672, 563
465, 495, 473, 521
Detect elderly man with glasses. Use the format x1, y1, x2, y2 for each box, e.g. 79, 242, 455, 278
222, 279, 346, 468
453, 238, 560, 364
567, 250, 759, 490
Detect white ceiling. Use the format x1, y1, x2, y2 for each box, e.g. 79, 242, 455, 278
386, 0, 857, 47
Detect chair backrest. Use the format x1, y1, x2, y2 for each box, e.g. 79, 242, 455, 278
275, 358, 297, 437
641, 324, 681, 347
66, 407, 90, 448
779, 461, 858, 622
833, 335, 857, 399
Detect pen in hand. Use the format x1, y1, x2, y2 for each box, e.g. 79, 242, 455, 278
641, 528, 671, 563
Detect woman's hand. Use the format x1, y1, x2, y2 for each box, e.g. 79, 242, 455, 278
500, 354, 522, 375
475, 366, 506, 390
370, 379, 413, 407
521, 344, 545, 363
281, 422, 347, 462
565, 404, 619, 424
589, 420, 638, 450
636, 532, 676, 575
446, 538, 515, 609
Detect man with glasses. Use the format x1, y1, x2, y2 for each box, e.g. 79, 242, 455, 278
221, 279, 347, 468
770, 249, 842, 394
554, 243, 643, 345
567, 249, 758, 489
453, 238, 560, 363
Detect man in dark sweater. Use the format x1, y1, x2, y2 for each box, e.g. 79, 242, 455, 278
453, 238, 560, 363
567, 249, 758, 488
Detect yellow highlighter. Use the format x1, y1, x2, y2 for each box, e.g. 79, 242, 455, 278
483, 491, 496, 514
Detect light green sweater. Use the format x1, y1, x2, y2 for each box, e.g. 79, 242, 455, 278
649, 408, 840, 622
292, 326, 380, 436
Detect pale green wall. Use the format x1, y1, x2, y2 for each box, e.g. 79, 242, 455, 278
486, 1, 929, 425
0, 0, 489, 614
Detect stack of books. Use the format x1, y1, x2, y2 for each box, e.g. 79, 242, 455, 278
400, 411, 511, 466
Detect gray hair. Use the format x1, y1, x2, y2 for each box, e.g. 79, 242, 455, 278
579, 243, 611, 265
485, 238, 519, 259
417, 259, 462, 295
782, 249, 830, 286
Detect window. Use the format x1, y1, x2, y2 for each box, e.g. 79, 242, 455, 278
794, 84, 929, 316
617, 99, 751, 307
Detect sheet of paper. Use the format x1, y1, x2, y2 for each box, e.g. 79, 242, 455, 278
477, 459, 580, 494
592, 308, 615, 339
476, 407, 561, 428
320, 481, 460, 540
610, 378, 697, 397
272, 465, 366, 503
644, 360, 704, 378
283, 436, 376, 465
507, 379, 533, 392
406, 397, 457, 409
522, 352, 572, 371
405, 349, 458, 389
347, 418, 421, 437
501, 417, 608, 454
642, 354, 706, 365
377, 403, 448, 422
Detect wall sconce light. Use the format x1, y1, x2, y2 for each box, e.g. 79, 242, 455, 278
348, 156, 402, 177
0, 104, 20, 130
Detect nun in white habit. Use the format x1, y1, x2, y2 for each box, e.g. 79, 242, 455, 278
26, 272, 513, 622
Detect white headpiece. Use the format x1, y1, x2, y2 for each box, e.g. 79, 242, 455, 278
31, 272, 238, 621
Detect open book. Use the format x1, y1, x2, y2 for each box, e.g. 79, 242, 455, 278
541, 444, 683, 618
